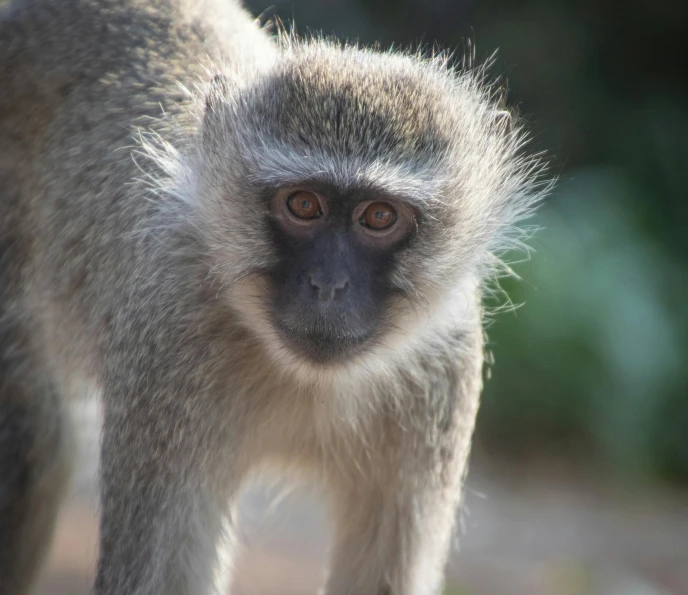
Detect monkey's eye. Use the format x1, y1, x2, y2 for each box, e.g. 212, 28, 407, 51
352, 198, 416, 247
287, 191, 322, 220
360, 202, 397, 230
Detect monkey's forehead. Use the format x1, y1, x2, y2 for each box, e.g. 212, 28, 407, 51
240, 46, 460, 162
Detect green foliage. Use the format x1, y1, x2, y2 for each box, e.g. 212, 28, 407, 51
479, 168, 688, 479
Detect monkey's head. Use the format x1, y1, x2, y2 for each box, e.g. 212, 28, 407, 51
181, 41, 543, 374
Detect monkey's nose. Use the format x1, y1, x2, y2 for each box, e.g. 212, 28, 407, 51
309, 273, 349, 301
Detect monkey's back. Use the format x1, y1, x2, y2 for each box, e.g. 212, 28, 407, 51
0, 0, 271, 232
0, 0, 273, 378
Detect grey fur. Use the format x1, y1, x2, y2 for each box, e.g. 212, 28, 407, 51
0, 0, 547, 593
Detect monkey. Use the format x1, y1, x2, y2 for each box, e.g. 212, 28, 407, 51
0, 0, 547, 593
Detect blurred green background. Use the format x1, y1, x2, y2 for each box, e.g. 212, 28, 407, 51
245, 0, 688, 485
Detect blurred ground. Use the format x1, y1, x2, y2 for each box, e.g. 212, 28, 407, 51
34, 404, 688, 595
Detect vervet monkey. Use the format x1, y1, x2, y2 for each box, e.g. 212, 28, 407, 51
0, 0, 547, 593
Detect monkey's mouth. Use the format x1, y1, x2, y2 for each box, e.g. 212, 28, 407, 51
275, 322, 374, 364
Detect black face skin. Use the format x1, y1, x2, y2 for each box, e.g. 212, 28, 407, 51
265, 182, 415, 364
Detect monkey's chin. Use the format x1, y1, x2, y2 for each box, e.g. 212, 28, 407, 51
276, 326, 373, 365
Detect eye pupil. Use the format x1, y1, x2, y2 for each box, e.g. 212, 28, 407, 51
287, 191, 321, 220
362, 202, 396, 230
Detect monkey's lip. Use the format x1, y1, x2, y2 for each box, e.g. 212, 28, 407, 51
275, 323, 374, 364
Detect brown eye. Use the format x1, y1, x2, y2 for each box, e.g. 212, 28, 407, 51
287, 191, 322, 220
361, 202, 397, 230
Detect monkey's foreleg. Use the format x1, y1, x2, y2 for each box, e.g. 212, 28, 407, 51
95, 354, 239, 595
324, 452, 466, 595
323, 367, 481, 595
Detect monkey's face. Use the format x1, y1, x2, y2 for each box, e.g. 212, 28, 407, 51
193, 44, 539, 372
264, 184, 418, 363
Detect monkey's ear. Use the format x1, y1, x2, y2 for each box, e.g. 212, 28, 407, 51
204, 74, 229, 113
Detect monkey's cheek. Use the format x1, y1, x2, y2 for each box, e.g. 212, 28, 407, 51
224, 275, 274, 334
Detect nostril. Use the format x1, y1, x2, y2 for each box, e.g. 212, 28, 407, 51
309, 275, 322, 294
309, 274, 349, 301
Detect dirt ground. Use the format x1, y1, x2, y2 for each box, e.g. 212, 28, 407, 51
34, 405, 688, 595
